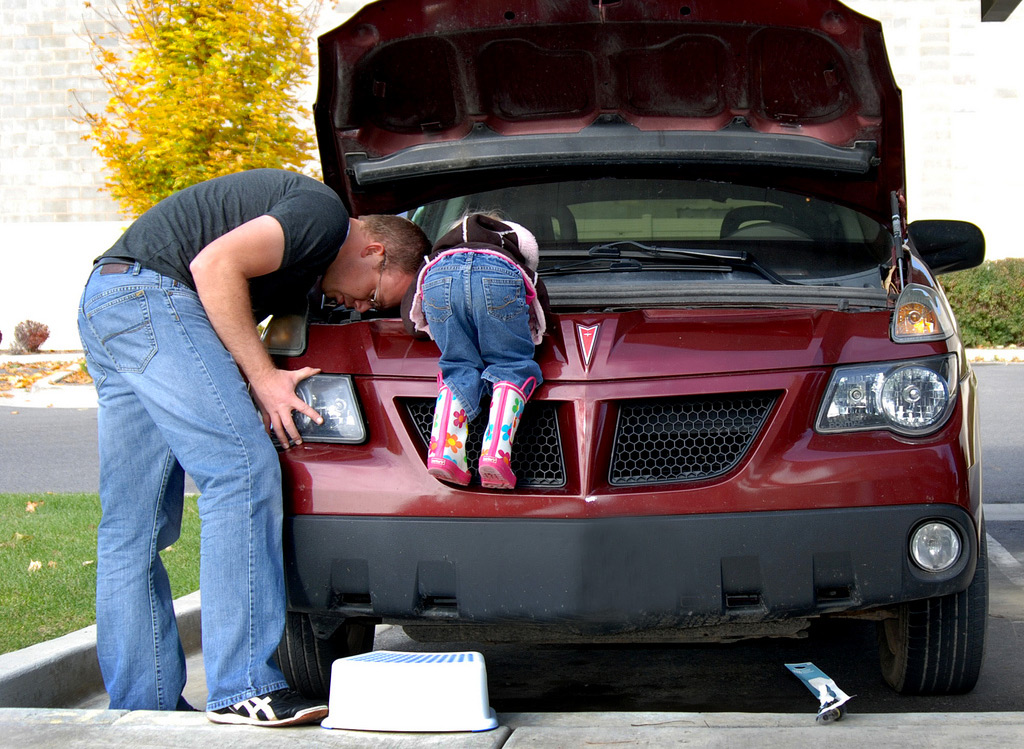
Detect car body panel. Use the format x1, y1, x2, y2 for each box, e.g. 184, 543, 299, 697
317, 0, 904, 220
289, 309, 948, 379
280, 354, 978, 521
283, 502, 978, 629
280, 311, 979, 522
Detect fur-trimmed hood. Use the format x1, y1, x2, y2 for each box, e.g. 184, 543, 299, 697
401, 214, 550, 344
432, 214, 539, 272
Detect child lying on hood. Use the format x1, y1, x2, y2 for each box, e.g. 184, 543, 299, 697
403, 213, 550, 489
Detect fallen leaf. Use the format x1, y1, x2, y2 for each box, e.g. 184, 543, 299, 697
26, 501, 43, 513
0, 532, 31, 550
28, 560, 42, 572
48, 561, 57, 568
82, 560, 95, 566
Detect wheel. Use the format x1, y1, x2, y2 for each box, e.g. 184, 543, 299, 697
276, 612, 375, 699
877, 530, 988, 695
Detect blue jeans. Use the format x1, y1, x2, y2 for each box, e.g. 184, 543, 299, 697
77, 263, 288, 711
421, 252, 542, 420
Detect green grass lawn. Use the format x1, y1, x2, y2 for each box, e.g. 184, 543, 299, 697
0, 492, 200, 655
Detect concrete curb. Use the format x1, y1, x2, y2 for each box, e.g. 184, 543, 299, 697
967, 348, 1024, 363
0, 592, 201, 709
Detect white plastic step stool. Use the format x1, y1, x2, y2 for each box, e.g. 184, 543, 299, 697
321, 650, 499, 732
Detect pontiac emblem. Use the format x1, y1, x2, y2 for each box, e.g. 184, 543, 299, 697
576, 323, 600, 370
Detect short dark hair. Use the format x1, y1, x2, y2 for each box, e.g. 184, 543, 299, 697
361, 215, 430, 275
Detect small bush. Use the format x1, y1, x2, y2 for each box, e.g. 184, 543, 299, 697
11, 320, 50, 354
943, 259, 1024, 347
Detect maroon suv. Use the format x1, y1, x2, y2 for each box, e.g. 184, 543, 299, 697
268, 0, 987, 698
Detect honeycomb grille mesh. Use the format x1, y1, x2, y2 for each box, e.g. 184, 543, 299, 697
404, 398, 566, 487
609, 392, 778, 485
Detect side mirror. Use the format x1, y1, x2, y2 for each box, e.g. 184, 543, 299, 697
908, 220, 985, 275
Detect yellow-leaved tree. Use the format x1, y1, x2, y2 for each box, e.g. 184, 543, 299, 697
76, 0, 325, 217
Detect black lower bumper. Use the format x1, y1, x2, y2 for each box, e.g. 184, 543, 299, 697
283, 504, 979, 632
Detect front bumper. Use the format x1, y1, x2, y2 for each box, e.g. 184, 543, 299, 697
283, 503, 980, 633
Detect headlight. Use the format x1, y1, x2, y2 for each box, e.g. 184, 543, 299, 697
293, 375, 367, 443
815, 355, 957, 436
909, 521, 962, 572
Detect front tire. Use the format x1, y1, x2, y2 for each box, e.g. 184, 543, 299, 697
276, 612, 375, 699
877, 530, 988, 694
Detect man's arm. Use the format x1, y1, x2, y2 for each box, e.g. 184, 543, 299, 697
189, 215, 323, 447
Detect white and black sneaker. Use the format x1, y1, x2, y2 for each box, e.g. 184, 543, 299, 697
206, 688, 328, 727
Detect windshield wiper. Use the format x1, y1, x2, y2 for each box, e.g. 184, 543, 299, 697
586, 241, 796, 285
539, 257, 653, 275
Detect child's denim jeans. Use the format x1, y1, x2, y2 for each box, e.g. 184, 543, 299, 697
421, 251, 542, 420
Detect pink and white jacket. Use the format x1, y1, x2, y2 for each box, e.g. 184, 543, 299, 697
402, 214, 550, 345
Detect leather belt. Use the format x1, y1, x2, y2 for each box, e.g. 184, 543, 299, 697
98, 262, 132, 275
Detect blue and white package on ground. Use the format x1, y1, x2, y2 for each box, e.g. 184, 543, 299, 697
785, 662, 854, 723
321, 650, 499, 732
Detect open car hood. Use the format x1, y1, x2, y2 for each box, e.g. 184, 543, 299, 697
316, 0, 904, 222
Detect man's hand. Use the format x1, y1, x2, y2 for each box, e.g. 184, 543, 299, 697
248, 366, 324, 447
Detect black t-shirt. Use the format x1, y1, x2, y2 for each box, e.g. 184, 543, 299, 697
98, 169, 350, 317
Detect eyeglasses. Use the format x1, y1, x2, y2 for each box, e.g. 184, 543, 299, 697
367, 254, 387, 311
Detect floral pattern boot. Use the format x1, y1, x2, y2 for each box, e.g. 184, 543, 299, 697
479, 380, 532, 489
427, 379, 471, 485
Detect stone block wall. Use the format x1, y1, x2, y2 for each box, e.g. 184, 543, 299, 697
1, 0, 127, 223
852, 0, 1024, 243
0, 0, 365, 225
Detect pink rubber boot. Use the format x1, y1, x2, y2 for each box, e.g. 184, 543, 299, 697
478, 379, 534, 489
426, 379, 471, 485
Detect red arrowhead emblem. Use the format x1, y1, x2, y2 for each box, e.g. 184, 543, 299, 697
576, 323, 600, 370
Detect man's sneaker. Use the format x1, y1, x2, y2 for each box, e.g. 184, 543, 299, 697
206, 688, 328, 727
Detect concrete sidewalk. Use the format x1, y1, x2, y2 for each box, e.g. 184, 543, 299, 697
2, 707, 1024, 748
3, 579, 1024, 747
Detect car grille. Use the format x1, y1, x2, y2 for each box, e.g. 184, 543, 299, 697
404, 398, 567, 487
609, 392, 779, 485
406, 391, 777, 489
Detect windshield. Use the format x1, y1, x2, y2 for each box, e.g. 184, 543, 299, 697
410, 179, 892, 309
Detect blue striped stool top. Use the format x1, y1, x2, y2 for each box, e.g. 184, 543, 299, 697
347, 651, 480, 664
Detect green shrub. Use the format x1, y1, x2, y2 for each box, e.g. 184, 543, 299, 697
943, 259, 1024, 347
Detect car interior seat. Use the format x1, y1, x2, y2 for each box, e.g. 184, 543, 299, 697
719, 205, 810, 240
